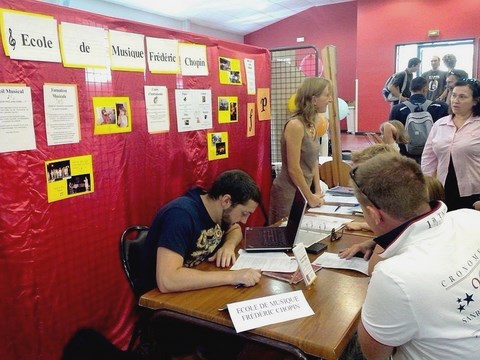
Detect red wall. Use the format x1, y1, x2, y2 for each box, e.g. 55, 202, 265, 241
246, 0, 480, 132
357, 0, 480, 131
245, 2, 357, 103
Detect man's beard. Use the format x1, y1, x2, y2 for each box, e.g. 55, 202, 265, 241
221, 207, 232, 231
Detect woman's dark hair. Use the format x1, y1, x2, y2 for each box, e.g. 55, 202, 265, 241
454, 79, 480, 116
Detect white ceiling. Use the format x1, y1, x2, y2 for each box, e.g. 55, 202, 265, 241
101, 0, 353, 36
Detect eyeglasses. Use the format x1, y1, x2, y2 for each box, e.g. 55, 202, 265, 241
349, 166, 381, 209
330, 227, 344, 242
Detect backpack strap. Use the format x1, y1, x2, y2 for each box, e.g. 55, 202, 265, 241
403, 100, 416, 113
420, 100, 433, 111
404, 99, 433, 112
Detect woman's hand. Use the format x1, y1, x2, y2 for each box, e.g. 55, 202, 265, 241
307, 192, 325, 208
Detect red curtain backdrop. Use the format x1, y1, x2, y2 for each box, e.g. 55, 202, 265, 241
0, 1, 272, 359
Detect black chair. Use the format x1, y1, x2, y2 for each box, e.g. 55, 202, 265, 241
119, 225, 150, 352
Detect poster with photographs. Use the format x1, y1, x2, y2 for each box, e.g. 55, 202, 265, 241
175, 89, 212, 132
218, 56, 242, 85
207, 131, 228, 160
45, 154, 94, 202
92, 96, 132, 134
218, 96, 238, 123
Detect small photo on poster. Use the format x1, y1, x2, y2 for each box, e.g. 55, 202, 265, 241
67, 174, 91, 194
115, 103, 129, 128
208, 131, 229, 160
96, 107, 116, 125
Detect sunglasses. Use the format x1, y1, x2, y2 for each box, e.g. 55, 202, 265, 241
330, 227, 344, 242
349, 167, 381, 209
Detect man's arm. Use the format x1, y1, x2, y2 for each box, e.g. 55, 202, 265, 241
156, 247, 261, 293
357, 321, 394, 360
209, 223, 242, 267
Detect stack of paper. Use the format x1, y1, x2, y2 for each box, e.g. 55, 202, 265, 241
300, 213, 352, 232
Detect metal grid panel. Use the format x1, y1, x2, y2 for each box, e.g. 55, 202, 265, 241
270, 46, 319, 163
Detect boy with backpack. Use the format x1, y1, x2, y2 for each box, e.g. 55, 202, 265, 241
383, 57, 422, 105
389, 77, 449, 163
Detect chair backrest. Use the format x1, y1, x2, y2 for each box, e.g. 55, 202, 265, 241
120, 225, 150, 299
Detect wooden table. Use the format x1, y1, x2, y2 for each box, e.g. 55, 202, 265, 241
139, 232, 371, 360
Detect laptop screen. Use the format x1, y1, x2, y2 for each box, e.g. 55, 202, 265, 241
285, 188, 308, 242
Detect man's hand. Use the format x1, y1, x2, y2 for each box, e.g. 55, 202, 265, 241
346, 221, 372, 232
338, 239, 375, 260
208, 242, 237, 268
473, 200, 480, 211
231, 268, 262, 287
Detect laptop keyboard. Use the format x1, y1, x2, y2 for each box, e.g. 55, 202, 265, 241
263, 228, 283, 246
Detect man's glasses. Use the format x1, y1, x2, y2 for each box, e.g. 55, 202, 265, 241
330, 227, 344, 242
349, 167, 381, 209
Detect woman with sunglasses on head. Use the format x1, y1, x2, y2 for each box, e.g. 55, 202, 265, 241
422, 78, 480, 211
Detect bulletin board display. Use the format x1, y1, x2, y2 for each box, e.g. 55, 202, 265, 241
0, 0, 272, 359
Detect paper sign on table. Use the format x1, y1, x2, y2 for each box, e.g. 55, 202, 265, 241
227, 290, 314, 333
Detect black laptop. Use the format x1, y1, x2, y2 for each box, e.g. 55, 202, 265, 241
244, 187, 317, 252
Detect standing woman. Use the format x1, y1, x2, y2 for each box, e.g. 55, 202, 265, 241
422, 79, 480, 211
269, 77, 332, 224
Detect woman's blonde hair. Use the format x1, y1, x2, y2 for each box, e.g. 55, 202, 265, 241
425, 175, 445, 202
292, 77, 331, 128
380, 120, 409, 144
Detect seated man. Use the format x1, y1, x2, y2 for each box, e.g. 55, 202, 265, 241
350, 153, 480, 359
141, 169, 262, 294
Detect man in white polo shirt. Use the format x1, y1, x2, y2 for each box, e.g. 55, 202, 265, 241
350, 152, 480, 360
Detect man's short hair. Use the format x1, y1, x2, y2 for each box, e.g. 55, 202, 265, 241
208, 169, 261, 206
350, 153, 428, 220
442, 53, 457, 68
408, 57, 421, 68
410, 76, 427, 92
351, 144, 397, 166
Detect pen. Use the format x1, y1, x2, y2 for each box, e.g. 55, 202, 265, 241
335, 205, 341, 212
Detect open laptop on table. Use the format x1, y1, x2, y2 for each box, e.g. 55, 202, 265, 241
244, 187, 324, 252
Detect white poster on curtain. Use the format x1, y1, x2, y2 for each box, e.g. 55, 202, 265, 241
1, 9, 61, 63
0, 85, 36, 153
178, 43, 208, 76
244, 58, 256, 95
175, 89, 212, 132
144, 86, 170, 133
44, 83, 80, 145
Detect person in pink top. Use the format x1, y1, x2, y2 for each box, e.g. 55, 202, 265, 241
421, 78, 480, 211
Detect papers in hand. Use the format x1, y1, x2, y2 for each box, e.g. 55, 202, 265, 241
230, 250, 298, 272
312, 252, 369, 275
301, 213, 352, 232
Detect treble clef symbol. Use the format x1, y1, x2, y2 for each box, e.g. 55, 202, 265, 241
8, 28, 16, 50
